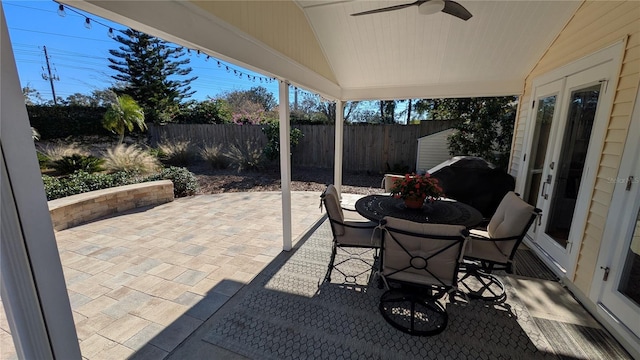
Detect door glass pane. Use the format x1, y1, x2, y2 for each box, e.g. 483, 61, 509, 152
545, 84, 601, 247
619, 209, 640, 305
525, 96, 556, 206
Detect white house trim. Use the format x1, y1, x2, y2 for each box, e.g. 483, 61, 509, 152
334, 100, 344, 196
0, 9, 81, 358
279, 81, 293, 251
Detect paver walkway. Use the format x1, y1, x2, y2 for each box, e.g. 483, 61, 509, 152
1, 191, 352, 360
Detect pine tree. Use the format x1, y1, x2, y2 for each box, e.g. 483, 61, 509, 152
108, 29, 197, 124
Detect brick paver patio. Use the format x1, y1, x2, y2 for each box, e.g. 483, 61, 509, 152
1, 191, 340, 359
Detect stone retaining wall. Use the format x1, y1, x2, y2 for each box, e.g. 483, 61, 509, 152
48, 180, 174, 231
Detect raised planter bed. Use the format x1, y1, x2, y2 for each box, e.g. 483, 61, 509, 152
48, 180, 174, 231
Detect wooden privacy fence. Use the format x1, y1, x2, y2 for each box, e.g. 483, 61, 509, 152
148, 120, 458, 172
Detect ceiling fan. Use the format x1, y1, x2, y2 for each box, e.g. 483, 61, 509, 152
351, 0, 472, 21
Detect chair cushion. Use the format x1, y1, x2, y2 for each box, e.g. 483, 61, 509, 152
338, 221, 381, 247
465, 235, 510, 264
382, 217, 466, 287
487, 192, 534, 253
323, 185, 345, 235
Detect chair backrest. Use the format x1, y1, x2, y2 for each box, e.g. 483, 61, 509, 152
381, 174, 405, 192
381, 217, 467, 289
321, 184, 345, 236
487, 191, 538, 255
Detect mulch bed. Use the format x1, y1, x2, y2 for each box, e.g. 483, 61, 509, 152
188, 164, 384, 195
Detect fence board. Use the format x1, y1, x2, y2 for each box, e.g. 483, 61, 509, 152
148, 120, 457, 172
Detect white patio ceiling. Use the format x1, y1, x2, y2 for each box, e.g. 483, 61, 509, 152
63, 0, 581, 100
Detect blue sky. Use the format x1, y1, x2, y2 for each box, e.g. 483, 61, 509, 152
3, 0, 281, 103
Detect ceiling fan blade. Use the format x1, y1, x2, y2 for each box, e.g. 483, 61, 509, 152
351, 1, 425, 16
442, 0, 472, 20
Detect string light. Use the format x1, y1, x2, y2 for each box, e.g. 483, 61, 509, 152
54, 1, 276, 85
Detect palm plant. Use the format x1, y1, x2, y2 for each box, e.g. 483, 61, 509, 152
102, 94, 146, 144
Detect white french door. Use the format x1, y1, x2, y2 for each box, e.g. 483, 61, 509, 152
522, 80, 564, 209
524, 57, 618, 276
595, 90, 640, 340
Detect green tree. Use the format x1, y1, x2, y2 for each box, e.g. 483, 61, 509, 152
289, 91, 360, 124
108, 29, 197, 124
222, 86, 277, 112
262, 122, 303, 161
379, 100, 397, 124
175, 98, 232, 124
22, 85, 45, 105
102, 94, 146, 144
426, 97, 517, 169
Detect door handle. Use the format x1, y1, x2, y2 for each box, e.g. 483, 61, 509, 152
541, 174, 552, 200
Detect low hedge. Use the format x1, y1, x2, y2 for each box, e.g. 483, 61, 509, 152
42, 166, 198, 200
144, 166, 199, 198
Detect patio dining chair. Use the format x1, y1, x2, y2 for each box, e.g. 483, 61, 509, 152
378, 217, 468, 336
320, 184, 380, 283
459, 191, 542, 301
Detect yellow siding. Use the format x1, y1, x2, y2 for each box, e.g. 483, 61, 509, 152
512, 0, 640, 294
191, 0, 337, 83
597, 166, 618, 182
619, 74, 640, 90
602, 142, 623, 155
594, 178, 615, 194
509, 94, 530, 175
609, 115, 630, 129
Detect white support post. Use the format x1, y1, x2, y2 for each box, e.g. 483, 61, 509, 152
334, 100, 344, 197
1, 8, 81, 359
279, 81, 292, 251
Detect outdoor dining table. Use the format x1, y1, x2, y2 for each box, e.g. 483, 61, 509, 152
355, 195, 483, 228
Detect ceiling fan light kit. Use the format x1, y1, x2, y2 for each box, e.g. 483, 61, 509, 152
419, 0, 445, 15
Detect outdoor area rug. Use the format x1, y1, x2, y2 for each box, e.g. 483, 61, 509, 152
201, 219, 569, 359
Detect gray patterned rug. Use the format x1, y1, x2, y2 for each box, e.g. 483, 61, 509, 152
202, 220, 561, 359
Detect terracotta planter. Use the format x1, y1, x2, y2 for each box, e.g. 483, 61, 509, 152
403, 195, 426, 209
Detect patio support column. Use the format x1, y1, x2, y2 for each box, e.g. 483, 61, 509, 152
279, 80, 292, 251
334, 100, 344, 196
0, 9, 81, 359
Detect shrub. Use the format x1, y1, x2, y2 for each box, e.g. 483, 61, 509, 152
37, 143, 90, 162
52, 154, 105, 175
175, 99, 232, 124
157, 140, 195, 166
103, 144, 160, 174
36, 152, 50, 169
146, 166, 198, 197
43, 171, 133, 200
224, 141, 264, 172
199, 144, 228, 169
261, 122, 303, 161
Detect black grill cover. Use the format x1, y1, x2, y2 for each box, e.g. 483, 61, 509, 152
430, 157, 515, 219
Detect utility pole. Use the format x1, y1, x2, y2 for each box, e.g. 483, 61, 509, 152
293, 87, 298, 111
41, 46, 59, 105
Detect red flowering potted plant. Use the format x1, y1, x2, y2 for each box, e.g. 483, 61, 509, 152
390, 173, 444, 209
